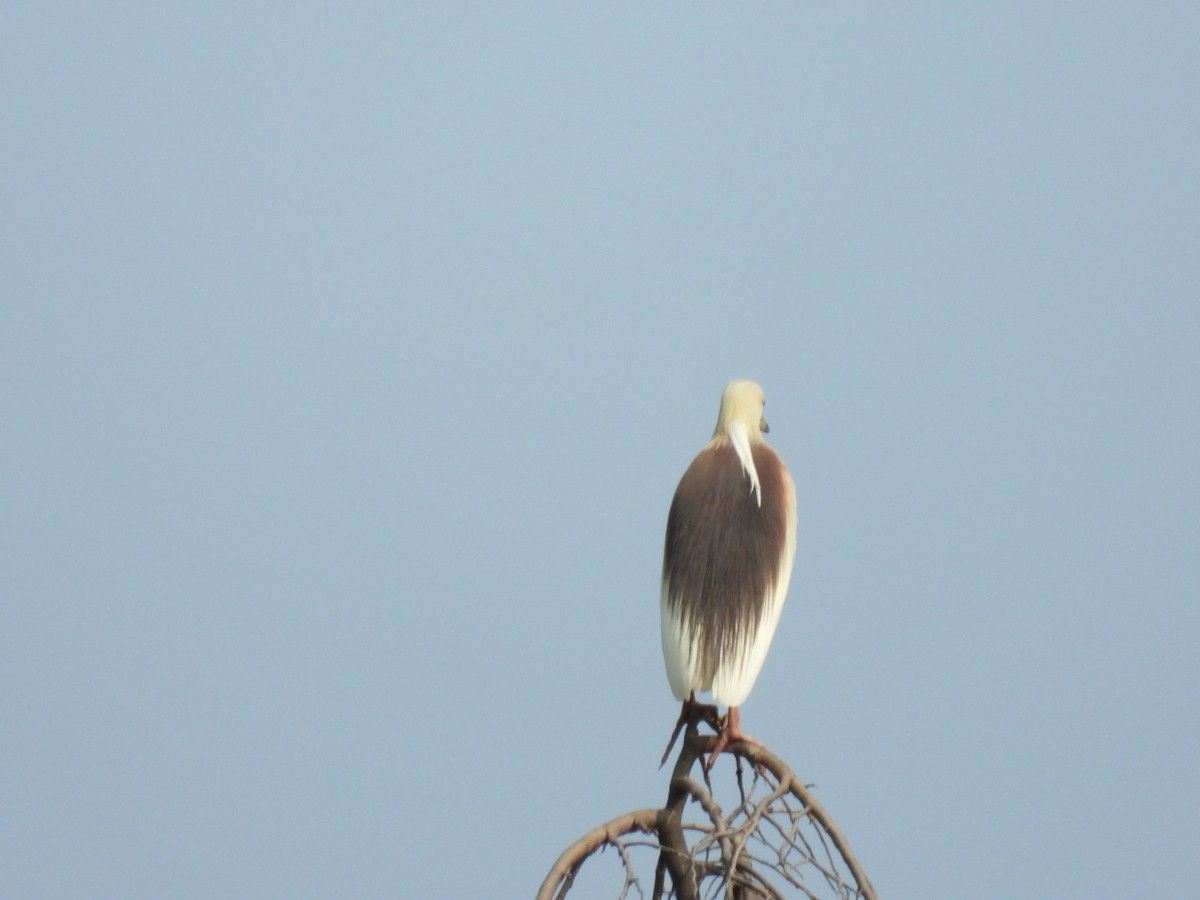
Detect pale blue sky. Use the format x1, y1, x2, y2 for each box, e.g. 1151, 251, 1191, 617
3, 4, 1198, 897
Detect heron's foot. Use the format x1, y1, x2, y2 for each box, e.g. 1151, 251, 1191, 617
703, 706, 763, 772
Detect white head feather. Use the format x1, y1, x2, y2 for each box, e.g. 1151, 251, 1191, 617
711, 380, 769, 507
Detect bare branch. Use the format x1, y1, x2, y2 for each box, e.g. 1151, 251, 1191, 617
539, 722, 875, 900
536, 809, 660, 900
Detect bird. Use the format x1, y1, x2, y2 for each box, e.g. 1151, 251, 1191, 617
660, 380, 797, 770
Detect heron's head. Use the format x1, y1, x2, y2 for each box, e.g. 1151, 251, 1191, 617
714, 380, 769, 439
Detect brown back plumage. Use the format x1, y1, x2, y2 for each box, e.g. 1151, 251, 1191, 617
663, 441, 791, 690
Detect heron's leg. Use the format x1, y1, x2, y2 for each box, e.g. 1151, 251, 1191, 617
659, 692, 720, 767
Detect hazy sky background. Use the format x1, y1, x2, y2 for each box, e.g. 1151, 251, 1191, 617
3, 4, 1197, 898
